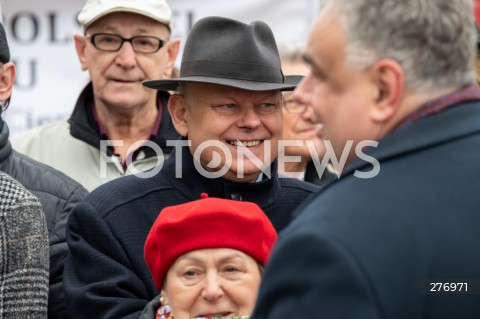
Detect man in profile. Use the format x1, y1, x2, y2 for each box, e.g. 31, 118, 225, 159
253, 0, 480, 318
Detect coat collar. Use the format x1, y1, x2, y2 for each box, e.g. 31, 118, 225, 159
0, 122, 12, 163
68, 82, 179, 157
344, 102, 480, 176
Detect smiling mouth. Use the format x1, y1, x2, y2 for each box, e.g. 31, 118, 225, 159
228, 140, 262, 147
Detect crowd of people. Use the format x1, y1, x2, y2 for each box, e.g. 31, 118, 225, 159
1, 0, 480, 318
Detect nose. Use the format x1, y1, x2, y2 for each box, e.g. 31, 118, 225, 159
293, 76, 313, 107
114, 41, 137, 68
201, 272, 223, 301
237, 106, 261, 129
301, 104, 315, 122
295, 76, 321, 124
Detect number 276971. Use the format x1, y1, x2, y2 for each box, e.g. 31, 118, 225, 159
430, 282, 467, 292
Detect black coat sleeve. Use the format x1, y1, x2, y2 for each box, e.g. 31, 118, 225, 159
63, 201, 151, 319
48, 184, 88, 319
252, 231, 382, 319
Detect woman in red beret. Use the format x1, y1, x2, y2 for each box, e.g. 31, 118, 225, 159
140, 194, 277, 319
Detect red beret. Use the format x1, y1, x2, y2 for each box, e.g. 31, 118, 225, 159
144, 195, 277, 290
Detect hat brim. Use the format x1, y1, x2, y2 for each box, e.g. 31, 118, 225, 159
143, 75, 302, 92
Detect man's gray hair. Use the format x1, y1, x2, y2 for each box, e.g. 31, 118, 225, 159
322, 0, 477, 93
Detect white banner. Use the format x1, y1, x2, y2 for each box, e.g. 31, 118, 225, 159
2, 0, 320, 137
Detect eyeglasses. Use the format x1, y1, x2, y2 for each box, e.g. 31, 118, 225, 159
86, 33, 165, 54
283, 98, 309, 114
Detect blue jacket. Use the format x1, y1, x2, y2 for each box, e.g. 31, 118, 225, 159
64, 146, 319, 319
253, 101, 480, 319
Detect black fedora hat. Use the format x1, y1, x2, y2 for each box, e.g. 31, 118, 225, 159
143, 16, 300, 92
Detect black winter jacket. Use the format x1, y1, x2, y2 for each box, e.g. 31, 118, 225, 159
0, 122, 88, 319
64, 146, 319, 319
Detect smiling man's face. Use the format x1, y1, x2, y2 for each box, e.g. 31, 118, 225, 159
169, 82, 283, 183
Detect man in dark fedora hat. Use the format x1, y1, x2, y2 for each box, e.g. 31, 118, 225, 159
64, 16, 319, 319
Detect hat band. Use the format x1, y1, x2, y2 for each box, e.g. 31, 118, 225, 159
180, 60, 285, 83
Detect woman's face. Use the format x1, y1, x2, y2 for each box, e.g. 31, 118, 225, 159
162, 248, 262, 318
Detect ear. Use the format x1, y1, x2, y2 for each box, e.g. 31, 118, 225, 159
0, 63, 15, 102
74, 34, 89, 71
163, 38, 181, 78
168, 93, 189, 137
369, 59, 404, 123
160, 290, 169, 305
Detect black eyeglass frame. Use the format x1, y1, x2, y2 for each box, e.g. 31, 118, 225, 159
86, 33, 166, 54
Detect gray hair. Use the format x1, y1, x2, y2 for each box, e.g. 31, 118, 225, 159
322, 0, 477, 93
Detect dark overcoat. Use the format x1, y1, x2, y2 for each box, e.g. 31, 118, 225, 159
253, 102, 480, 319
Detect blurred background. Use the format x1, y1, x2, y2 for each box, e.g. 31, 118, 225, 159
0, 0, 322, 137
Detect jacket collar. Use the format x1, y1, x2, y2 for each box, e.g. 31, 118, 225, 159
161, 141, 280, 208
68, 82, 179, 157
344, 101, 480, 176
0, 121, 12, 163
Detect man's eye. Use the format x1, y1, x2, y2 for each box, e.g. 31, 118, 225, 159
217, 103, 236, 109
259, 103, 275, 108
312, 70, 327, 80
135, 38, 155, 47
214, 103, 237, 113
101, 37, 117, 44
256, 103, 277, 113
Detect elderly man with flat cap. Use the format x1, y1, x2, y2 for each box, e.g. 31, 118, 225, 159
63, 16, 318, 319
13, 0, 180, 192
